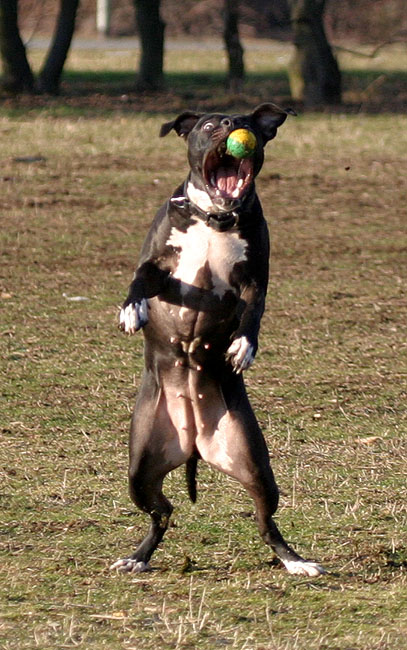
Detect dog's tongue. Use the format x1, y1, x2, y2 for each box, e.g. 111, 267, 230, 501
215, 166, 238, 195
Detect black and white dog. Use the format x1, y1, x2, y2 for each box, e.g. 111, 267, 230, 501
111, 103, 324, 577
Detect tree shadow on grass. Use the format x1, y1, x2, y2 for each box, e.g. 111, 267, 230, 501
1, 68, 406, 116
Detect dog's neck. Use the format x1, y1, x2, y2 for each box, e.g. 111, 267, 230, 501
186, 181, 217, 214
169, 179, 255, 232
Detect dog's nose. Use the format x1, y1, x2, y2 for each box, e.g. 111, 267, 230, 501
221, 117, 232, 129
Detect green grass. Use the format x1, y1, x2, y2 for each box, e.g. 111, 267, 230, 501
1, 42, 407, 649
2, 39, 407, 116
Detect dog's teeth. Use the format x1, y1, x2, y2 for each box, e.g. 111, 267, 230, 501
237, 179, 244, 189
215, 189, 221, 197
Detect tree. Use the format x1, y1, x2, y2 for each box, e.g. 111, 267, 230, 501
39, 0, 80, 94
133, 0, 245, 93
134, 0, 165, 90
288, 0, 341, 105
0, 0, 34, 92
0, 0, 79, 95
223, 0, 245, 93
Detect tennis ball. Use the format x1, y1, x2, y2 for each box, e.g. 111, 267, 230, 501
226, 129, 257, 159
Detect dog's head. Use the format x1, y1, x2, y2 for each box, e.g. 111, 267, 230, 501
160, 103, 295, 214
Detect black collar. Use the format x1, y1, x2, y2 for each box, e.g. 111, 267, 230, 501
170, 184, 255, 232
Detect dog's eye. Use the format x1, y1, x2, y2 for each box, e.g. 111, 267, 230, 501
203, 122, 214, 131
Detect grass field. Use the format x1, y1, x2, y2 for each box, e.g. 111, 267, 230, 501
1, 41, 407, 649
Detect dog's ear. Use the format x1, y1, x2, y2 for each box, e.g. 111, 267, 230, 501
159, 111, 203, 139
251, 103, 296, 143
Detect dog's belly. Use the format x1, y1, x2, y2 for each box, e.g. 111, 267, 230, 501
151, 362, 233, 463
154, 218, 248, 340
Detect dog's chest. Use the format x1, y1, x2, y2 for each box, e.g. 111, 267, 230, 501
166, 219, 247, 297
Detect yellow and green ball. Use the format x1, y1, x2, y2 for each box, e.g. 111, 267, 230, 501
226, 129, 257, 159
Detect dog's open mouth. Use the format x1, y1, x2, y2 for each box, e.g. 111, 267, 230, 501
203, 144, 253, 202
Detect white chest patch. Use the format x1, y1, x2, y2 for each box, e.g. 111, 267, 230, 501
166, 219, 247, 298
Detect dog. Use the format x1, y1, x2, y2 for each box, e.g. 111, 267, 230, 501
111, 103, 324, 577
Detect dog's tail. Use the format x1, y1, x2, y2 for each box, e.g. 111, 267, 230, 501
186, 454, 198, 503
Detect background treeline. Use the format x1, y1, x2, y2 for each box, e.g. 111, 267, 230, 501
18, 0, 407, 42
2, 0, 406, 104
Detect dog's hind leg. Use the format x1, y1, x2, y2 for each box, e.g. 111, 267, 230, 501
111, 369, 195, 573
111, 475, 172, 573
194, 372, 325, 577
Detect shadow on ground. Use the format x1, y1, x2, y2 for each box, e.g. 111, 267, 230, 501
1, 68, 407, 116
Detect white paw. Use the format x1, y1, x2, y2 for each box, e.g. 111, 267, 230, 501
226, 336, 254, 374
282, 559, 325, 577
110, 558, 150, 573
119, 299, 148, 334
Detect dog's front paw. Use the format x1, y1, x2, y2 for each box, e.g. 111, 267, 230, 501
226, 336, 255, 374
119, 299, 148, 334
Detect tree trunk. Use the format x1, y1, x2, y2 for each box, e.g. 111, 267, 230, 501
38, 0, 80, 95
134, 0, 165, 90
0, 0, 35, 92
288, 0, 341, 105
223, 0, 244, 93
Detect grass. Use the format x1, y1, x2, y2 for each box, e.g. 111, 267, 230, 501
2, 39, 407, 115
1, 41, 407, 649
